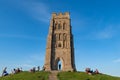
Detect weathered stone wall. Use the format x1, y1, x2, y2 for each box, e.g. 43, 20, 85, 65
44, 12, 76, 71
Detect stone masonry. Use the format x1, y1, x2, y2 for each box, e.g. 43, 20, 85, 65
44, 12, 76, 71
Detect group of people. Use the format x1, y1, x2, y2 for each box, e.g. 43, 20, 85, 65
1, 67, 23, 77
29, 66, 47, 72
12, 68, 22, 74
1, 66, 100, 77
1, 66, 44, 77
30, 66, 41, 72
85, 68, 99, 75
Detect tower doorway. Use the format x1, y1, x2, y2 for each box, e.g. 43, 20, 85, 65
55, 57, 63, 71
58, 60, 62, 70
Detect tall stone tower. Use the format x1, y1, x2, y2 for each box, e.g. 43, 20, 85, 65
44, 12, 76, 71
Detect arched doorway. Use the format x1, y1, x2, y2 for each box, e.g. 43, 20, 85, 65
55, 57, 64, 71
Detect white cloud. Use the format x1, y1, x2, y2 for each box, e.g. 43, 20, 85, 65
76, 25, 115, 40
0, 34, 43, 40
29, 53, 44, 62
84, 24, 117, 40
22, 53, 45, 66
95, 25, 115, 39
22, 1, 51, 23
10, 53, 45, 70
113, 59, 120, 63
9, 0, 51, 23
22, 64, 34, 68
73, 15, 120, 40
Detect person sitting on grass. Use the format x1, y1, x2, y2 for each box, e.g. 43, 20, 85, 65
94, 69, 99, 74
12, 68, 22, 74
85, 68, 100, 75
30, 67, 36, 73
85, 68, 93, 75
85, 68, 91, 74
2, 67, 9, 77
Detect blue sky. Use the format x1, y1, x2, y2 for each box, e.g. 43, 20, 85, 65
0, 0, 120, 77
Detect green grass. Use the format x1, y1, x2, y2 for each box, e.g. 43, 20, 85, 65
0, 71, 49, 80
58, 72, 120, 80
1, 71, 120, 80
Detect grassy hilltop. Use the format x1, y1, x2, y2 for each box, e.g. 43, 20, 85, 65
0, 71, 120, 80
58, 72, 120, 80
0, 71, 49, 80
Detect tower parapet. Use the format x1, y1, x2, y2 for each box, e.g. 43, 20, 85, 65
52, 12, 70, 19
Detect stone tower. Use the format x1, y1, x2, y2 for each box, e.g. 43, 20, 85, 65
44, 12, 76, 71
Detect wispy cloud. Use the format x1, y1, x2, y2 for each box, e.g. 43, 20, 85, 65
90, 17, 117, 40
22, 53, 45, 65
29, 53, 44, 62
76, 25, 116, 40
82, 24, 118, 40
113, 59, 120, 63
22, 1, 51, 23
94, 25, 115, 39
0, 34, 44, 40
22, 64, 34, 68
10, 0, 51, 23
11, 53, 45, 70
73, 14, 120, 40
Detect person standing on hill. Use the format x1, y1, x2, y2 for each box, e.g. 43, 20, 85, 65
37, 66, 40, 71
59, 64, 61, 70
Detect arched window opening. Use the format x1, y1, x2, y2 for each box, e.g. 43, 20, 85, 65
54, 34, 57, 42
63, 23, 66, 30
63, 34, 67, 40
58, 43, 61, 47
59, 34, 60, 40
60, 34, 63, 40
54, 24, 57, 30
63, 41, 66, 48
58, 24, 61, 29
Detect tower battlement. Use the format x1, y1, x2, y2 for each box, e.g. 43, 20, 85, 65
52, 12, 70, 19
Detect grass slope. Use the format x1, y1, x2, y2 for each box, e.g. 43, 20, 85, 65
58, 72, 120, 80
0, 71, 49, 80
0, 71, 120, 80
